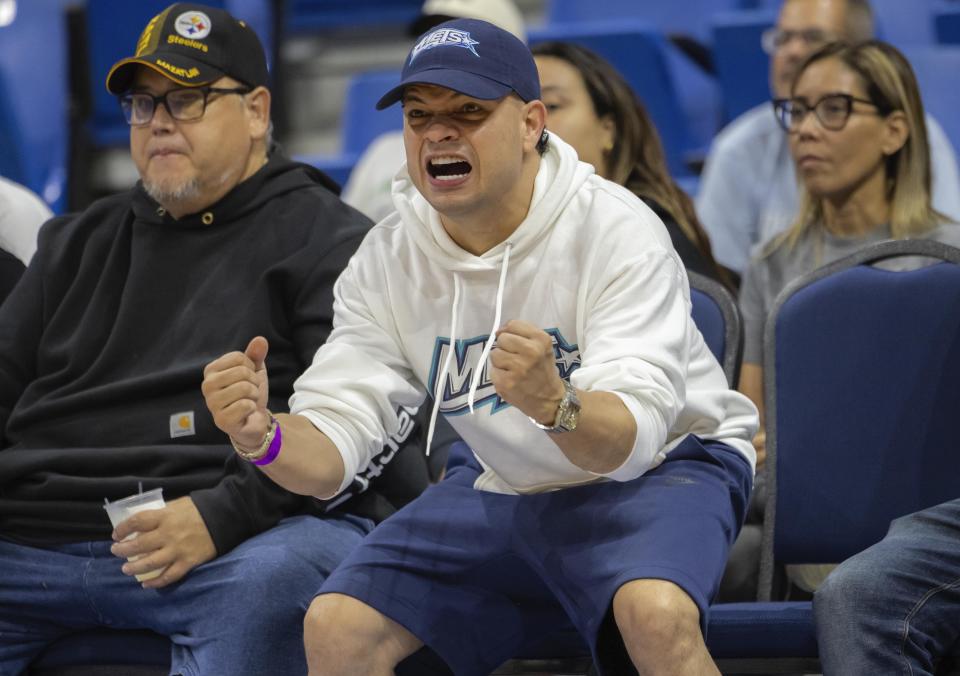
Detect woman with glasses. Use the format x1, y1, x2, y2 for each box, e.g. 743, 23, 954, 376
738, 40, 960, 530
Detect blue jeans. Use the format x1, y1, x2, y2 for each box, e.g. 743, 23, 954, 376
814, 498, 960, 676
0, 514, 372, 676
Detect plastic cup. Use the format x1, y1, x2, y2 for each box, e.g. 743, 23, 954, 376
103, 488, 166, 582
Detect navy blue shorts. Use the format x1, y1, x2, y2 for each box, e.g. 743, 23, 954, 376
320, 435, 752, 675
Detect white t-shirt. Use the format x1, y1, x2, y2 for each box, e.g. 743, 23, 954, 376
341, 132, 405, 225
0, 176, 52, 264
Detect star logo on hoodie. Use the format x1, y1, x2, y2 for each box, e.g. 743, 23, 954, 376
546, 328, 581, 380
427, 329, 580, 416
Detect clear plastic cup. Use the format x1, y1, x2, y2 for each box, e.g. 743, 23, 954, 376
103, 488, 166, 582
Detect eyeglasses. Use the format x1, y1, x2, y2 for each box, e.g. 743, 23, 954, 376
119, 86, 250, 126
761, 27, 837, 54
772, 94, 884, 133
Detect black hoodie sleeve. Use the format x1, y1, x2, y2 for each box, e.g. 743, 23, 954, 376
190, 452, 311, 554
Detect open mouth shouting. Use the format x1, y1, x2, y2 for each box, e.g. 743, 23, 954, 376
426, 155, 473, 185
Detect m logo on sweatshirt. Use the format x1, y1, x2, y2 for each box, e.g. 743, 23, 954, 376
427, 328, 580, 415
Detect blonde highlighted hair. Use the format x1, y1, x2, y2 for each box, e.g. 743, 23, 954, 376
771, 40, 946, 255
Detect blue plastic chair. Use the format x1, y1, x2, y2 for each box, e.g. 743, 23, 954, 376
710, 9, 776, 123
935, 1, 960, 43
529, 20, 695, 178
0, 0, 71, 212
872, 0, 938, 46
296, 68, 401, 190
284, 0, 421, 35
689, 271, 743, 387
341, 69, 403, 156
545, 0, 751, 44
710, 239, 960, 673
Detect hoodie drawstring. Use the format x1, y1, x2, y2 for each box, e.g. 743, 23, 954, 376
468, 241, 512, 413
425, 272, 461, 457
425, 241, 513, 457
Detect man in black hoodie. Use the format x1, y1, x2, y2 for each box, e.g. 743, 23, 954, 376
0, 4, 430, 674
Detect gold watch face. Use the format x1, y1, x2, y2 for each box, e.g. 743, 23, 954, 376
557, 396, 580, 432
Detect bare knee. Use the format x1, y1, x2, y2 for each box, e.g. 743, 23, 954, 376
304, 593, 420, 675
613, 579, 704, 656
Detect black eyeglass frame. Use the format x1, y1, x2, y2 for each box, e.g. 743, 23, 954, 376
771, 93, 886, 133
119, 86, 251, 126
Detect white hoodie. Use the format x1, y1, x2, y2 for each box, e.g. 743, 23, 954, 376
290, 135, 759, 496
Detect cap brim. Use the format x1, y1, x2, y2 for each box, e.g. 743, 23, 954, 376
106, 55, 224, 94
375, 69, 513, 110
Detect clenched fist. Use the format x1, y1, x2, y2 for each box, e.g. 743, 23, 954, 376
489, 320, 565, 425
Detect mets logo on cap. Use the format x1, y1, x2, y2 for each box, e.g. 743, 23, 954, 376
175, 11, 211, 39
410, 28, 480, 62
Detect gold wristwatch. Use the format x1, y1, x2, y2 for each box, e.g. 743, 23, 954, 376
529, 380, 581, 433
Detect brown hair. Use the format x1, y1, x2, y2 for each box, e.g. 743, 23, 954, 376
531, 41, 731, 287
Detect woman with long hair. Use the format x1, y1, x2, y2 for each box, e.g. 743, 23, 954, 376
739, 39, 960, 469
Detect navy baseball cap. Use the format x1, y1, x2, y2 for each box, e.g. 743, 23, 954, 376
375, 18, 540, 110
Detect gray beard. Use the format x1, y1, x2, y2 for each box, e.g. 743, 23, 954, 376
143, 177, 202, 209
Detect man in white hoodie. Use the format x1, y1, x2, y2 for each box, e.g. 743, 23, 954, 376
202, 18, 759, 675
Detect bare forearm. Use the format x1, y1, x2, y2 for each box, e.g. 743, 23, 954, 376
547, 390, 637, 474
256, 413, 346, 498
737, 362, 766, 467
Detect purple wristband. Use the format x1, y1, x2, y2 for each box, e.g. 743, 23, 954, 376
252, 419, 282, 466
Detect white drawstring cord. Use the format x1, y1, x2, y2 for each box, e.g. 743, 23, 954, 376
467, 241, 513, 413
425, 273, 461, 456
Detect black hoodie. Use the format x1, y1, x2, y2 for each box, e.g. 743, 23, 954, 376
0, 154, 430, 553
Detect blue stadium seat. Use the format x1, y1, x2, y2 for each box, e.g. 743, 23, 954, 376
341, 69, 403, 156
545, 0, 752, 44
935, 1, 960, 43
0, 0, 71, 212
529, 20, 696, 178
710, 239, 960, 673
872, 0, 938, 45
688, 271, 743, 386
901, 45, 960, 153
0, 70, 23, 184
710, 9, 776, 123
284, 0, 421, 35
296, 68, 401, 190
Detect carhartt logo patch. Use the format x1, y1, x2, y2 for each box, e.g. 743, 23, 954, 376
410, 28, 479, 62
170, 411, 196, 438
175, 11, 211, 39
